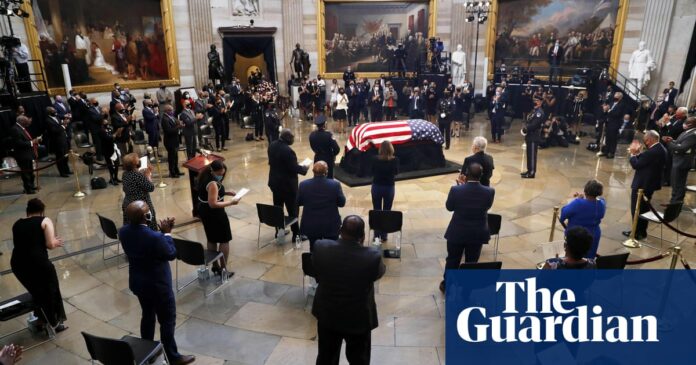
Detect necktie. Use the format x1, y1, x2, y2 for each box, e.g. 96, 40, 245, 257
21, 126, 37, 158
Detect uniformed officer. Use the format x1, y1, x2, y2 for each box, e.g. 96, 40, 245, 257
309, 114, 340, 178
264, 102, 282, 142
522, 95, 545, 178
437, 90, 456, 149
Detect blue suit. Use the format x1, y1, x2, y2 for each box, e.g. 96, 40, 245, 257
119, 224, 182, 361
142, 106, 160, 148
298, 176, 346, 250
444, 182, 495, 275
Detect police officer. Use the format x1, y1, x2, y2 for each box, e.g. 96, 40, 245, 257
437, 90, 455, 149
309, 114, 340, 178
264, 102, 282, 142
522, 95, 545, 178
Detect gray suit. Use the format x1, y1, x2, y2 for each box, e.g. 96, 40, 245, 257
179, 108, 197, 159
667, 127, 696, 202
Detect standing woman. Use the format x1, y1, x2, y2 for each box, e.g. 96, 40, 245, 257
11, 198, 67, 332
197, 160, 239, 277
250, 91, 264, 141
426, 83, 438, 124
121, 153, 158, 230
333, 87, 349, 134
559, 179, 606, 258
371, 141, 399, 241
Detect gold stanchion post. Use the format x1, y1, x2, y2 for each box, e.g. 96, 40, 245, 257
154, 147, 167, 188
623, 188, 644, 248
34, 160, 40, 191
549, 206, 559, 242
70, 151, 85, 198
669, 246, 682, 270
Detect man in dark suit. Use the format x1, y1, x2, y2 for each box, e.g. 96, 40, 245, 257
311, 215, 385, 365
119, 201, 195, 365
441, 163, 495, 293
342, 66, 356, 88
522, 96, 544, 178
665, 81, 678, 107
161, 105, 183, 178
178, 100, 197, 160
623, 130, 666, 239
86, 98, 104, 160
45, 107, 70, 177
408, 87, 425, 119
462, 136, 495, 186
53, 95, 70, 121
369, 84, 384, 122
346, 81, 360, 126
142, 100, 160, 149
10, 116, 39, 193
598, 92, 626, 159
66, 90, 81, 122
309, 115, 340, 179
664, 116, 696, 203
547, 40, 563, 84
268, 129, 308, 242
298, 161, 346, 251
110, 103, 131, 162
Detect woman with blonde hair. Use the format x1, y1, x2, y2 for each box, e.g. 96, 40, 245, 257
371, 140, 399, 241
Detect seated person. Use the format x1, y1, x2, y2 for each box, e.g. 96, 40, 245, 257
542, 226, 596, 270
541, 116, 570, 148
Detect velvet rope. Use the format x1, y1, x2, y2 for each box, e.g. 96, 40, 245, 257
642, 196, 696, 239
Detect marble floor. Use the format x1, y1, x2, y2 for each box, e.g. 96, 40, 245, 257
1, 113, 695, 365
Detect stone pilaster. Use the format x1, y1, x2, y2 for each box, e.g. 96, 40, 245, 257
283, 0, 304, 79
188, 0, 214, 88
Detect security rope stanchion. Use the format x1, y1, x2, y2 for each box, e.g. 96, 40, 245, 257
70, 151, 85, 198
34, 160, 40, 191
623, 188, 644, 248
153, 147, 167, 188
669, 246, 682, 270
549, 206, 560, 242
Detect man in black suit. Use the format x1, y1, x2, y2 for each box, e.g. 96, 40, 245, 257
268, 129, 308, 242
440, 163, 495, 293
346, 81, 360, 126
86, 98, 104, 160
178, 100, 197, 160
311, 215, 385, 365
45, 107, 70, 177
161, 105, 183, 178
298, 161, 346, 251
369, 84, 384, 122
462, 136, 495, 187
408, 87, 425, 119
10, 116, 39, 194
547, 40, 563, 84
665, 81, 678, 107
598, 92, 626, 159
309, 115, 340, 179
119, 201, 195, 365
522, 96, 544, 178
664, 116, 696, 203
110, 103, 131, 162
623, 130, 666, 239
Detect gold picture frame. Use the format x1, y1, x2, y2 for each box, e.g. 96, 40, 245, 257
317, 0, 438, 79
21, 0, 180, 96
484, 0, 629, 81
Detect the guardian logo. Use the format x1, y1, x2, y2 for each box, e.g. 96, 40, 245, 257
457, 278, 659, 343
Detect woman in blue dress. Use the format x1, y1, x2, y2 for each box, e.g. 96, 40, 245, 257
559, 179, 606, 258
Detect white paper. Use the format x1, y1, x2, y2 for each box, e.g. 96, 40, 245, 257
140, 156, 148, 168
300, 158, 313, 167
0, 300, 21, 311
232, 188, 249, 202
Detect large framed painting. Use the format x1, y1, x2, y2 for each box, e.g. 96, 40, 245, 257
23, 0, 179, 94
317, 0, 437, 78
486, 0, 629, 79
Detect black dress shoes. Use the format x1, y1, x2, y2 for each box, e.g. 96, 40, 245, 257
60, 174, 70, 178
521, 172, 535, 179
172, 355, 196, 365
622, 230, 646, 240
520, 171, 529, 176
606, 153, 615, 159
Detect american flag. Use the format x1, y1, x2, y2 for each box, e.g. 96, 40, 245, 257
345, 119, 444, 152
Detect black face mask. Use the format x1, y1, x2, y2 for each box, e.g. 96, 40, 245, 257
93, 102, 99, 107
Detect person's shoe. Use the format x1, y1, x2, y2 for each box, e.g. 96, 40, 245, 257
172, 354, 196, 365
596, 151, 605, 157
109, 179, 117, 186
259, 136, 265, 140
622, 230, 631, 238
60, 174, 70, 178
53, 323, 68, 333
24, 189, 36, 195
439, 281, 446, 294
222, 147, 228, 151
67, 170, 74, 175
115, 177, 122, 183
211, 265, 221, 276
622, 230, 645, 240
606, 153, 614, 159
169, 174, 179, 178
521, 172, 535, 179
177, 172, 185, 177
520, 171, 529, 176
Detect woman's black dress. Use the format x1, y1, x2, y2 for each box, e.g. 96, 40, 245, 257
122, 170, 157, 230
11, 217, 66, 327
198, 180, 232, 243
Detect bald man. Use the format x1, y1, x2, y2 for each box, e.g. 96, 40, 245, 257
298, 161, 346, 250
118, 201, 195, 365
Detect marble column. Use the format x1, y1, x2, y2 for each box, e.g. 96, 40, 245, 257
282, 0, 304, 79
639, 0, 676, 96
47, 0, 63, 42
188, 0, 214, 88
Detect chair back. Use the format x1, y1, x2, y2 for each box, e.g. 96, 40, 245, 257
662, 202, 682, 223
173, 238, 205, 266
133, 129, 146, 144
257, 203, 286, 228
487, 214, 502, 235
596, 253, 630, 269
458, 261, 503, 270
74, 132, 91, 148
368, 210, 403, 234
82, 332, 135, 365
96, 214, 119, 240
301, 252, 315, 277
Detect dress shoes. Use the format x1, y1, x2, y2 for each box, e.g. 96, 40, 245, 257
439, 281, 446, 294
520, 171, 529, 176
169, 174, 180, 179
622, 230, 646, 240
24, 189, 36, 195
60, 174, 70, 178
177, 172, 185, 177
521, 172, 535, 179
596, 152, 606, 157
606, 153, 614, 159
172, 355, 196, 365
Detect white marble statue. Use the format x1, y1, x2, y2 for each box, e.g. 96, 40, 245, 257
451, 44, 467, 87
628, 41, 656, 96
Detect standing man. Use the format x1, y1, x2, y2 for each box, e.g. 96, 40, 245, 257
346, 81, 360, 127
10, 116, 39, 193
179, 100, 197, 160
12, 41, 31, 93
342, 66, 356, 88
45, 107, 71, 177
161, 105, 183, 178
309, 115, 340, 178
665, 81, 678, 107
437, 90, 455, 149
522, 96, 544, 178
264, 102, 282, 142
462, 136, 494, 187
87, 98, 104, 160
119, 201, 195, 365
142, 100, 160, 150
268, 129, 308, 242
547, 40, 563, 84
369, 83, 384, 122
156, 83, 173, 108
623, 131, 666, 240
663, 116, 696, 203
598, 92, 626, 159
408, 87, 425, 119
311, 215, 385, 365
440, 163, 494, 293
384, 84, 398, 121
111, 103, 131, 161
298, 161, 346, 251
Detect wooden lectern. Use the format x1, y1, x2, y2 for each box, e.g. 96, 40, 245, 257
183, 154, 225, 217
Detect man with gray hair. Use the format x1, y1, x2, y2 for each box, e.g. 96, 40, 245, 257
462, 136, 495, 186
623, 130, 666, 240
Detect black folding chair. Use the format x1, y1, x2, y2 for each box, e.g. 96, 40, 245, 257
256, 203, 298, 249
640, 201, 682, 248
596, 252, 630, 269
173, 238, 227, 297
96, 214, 127, 267
368, 210, 403, 259
0, 293, 56, 350
488, 213, 502, 261
82, 331, 167, 365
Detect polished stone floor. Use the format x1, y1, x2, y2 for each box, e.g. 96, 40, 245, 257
1, 114, 695, 364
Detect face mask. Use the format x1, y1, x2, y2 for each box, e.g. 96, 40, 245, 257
144, 212, 152, 222
93, 102, 99, 107
214, 174, 223, 182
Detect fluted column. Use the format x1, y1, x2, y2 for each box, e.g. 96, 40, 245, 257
641, 0, 675, 69
188, 0, 214, 88
282, 0, 304, 80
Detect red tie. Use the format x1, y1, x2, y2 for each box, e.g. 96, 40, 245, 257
21, 127, 37, 158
